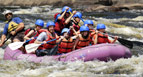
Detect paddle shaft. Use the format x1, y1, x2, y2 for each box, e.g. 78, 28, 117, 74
48, 39, 62, 55
41, 38, 57, 45
25, 37, 37, 43
69, 11, 84, 26
3, 27, 19, 44
69, 11, 84, 22
69, 11, 133, 49
97, 31, 133, 48
26, 38, 57, 53
69, 12, 131, 47
1, 33, 12, 45
49, 28, 71, 55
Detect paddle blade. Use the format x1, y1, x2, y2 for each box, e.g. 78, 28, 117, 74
25, 43, 41, 54
118, 38, 133, 49
49, 39, 63, 55
8, 42, 25, 50
49, 45, 58, 55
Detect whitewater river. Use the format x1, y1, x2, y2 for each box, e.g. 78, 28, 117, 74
0, 6, 143, 77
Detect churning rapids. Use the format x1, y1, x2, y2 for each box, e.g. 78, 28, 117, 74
0, 6, 143, 77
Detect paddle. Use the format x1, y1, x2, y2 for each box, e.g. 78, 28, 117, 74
69, 12, 133, 49
25, 38, 57, 54
3, 34, 11, 44
48, 38, 63, 55
8, 37, 37, 50
3, 28, 18, 45
48, 28, 71, 55
98, 31, 133, 49
48, 12, 78, 55
69, 11, 85, 26
117, 37, 133, 49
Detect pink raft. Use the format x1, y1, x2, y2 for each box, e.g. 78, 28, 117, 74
4, 44, 132, 63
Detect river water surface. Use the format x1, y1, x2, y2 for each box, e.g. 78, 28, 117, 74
0, 6, 143, 77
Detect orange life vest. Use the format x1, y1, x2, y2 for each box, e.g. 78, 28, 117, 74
38, 31, 58, 50
97, 33, 111, 44
76, 34, 90, 49
58, 37, 74, 53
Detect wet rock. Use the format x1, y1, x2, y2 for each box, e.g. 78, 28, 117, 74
84, 3, 143, 12
0, 0, 143, 12
121, 4, 143, 10
84, 5, 123, 12
0, 0, 96, 7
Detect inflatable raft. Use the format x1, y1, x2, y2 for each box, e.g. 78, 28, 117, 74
4, 44, 132, 63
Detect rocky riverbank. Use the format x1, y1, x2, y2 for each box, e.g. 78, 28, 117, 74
0, 0, 142, 7
84, 3, 143, 12
1, 0, 143, 12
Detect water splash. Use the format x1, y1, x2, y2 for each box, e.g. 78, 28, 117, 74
0, 6, 143, 76
0, 56, 143, 76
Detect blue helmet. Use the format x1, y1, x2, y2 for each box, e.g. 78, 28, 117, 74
46, 21, 55, 28
61, 28, 70, 34
73, 12, 82, 19
96, 24, 106, 30
84, 20, 94, 25
80, 25, 89, 32
35, 19, 44, 27
62, 6, 72, 13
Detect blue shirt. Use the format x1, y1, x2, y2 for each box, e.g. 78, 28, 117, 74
3, 17, 23, 35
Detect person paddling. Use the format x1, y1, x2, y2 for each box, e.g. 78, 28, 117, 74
24, 19, 46, 43
54, 6, 76, 35
70, 12, 82, 36
72, 19, 96, 36
84, 20, 95, 32
58, 28, 77, 54
73, 25, 91, 50
93, 24, 118, 44
0, 10, 25, 47
34, 21, 59, 56
84, 20, 99, 45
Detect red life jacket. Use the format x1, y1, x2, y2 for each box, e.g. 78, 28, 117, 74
54, 13, 65, 33
97, 33, 111, 44
54, 13, 60, 19
76, 34, 90, 49
38, 31, 58, 50
70, 24, 80, 36
58, 37, 74, 53
24, 28, 35, 35
74, 29, 95, 45
25, 28, 47, 43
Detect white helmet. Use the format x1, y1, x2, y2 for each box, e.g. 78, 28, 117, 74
2, 10, 13, 16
